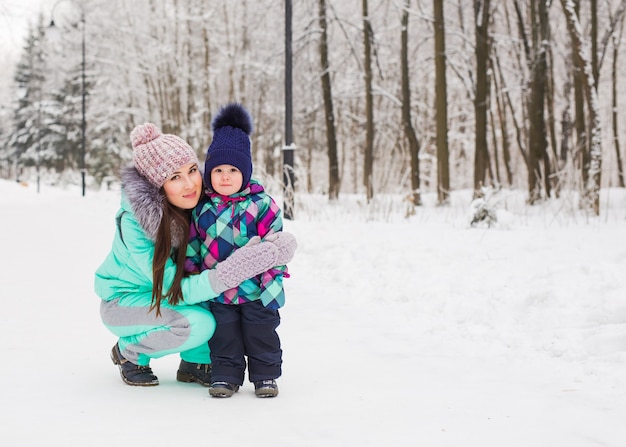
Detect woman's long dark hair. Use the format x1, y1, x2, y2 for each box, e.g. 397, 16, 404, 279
150, 197, 191, 317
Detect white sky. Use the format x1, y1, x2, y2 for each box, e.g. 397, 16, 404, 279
0, 0, 55, 99
0, 0, 55, 55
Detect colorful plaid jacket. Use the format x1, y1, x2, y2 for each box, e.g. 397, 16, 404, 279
185, 179, 287, 308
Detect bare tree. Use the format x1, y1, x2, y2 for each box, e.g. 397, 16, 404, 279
561, 0, 602, 215
491, 3, 528, 179
473, 0, 491, 196
362, 0, 374, 202
571, 0, 588, 187
611, 8, 626, 187
489, 47, 513, 186
591, 0, 599, 86
545, 29, 559, 196
318, 0, 340, 200
434, 0, 450, 204
593, 0, 626, 189
526, 0, 550, 203
571, 0, 626, 191
402, 0, 421, 206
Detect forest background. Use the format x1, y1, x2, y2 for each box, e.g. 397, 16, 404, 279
1, 0, 625, 217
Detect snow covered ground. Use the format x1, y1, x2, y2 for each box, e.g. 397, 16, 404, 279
1, 178, 625, 446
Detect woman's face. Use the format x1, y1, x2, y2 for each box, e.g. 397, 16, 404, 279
162, 163, 203, 209
210, 164, 243, 196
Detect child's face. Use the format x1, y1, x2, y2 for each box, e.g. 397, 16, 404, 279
210, 164, 243, 196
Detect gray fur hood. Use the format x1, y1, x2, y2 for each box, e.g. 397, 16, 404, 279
120, 165, 185, 247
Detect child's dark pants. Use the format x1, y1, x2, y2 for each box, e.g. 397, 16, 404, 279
208, 300, 282, 385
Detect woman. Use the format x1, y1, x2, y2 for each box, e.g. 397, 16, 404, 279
94, 122, 295, 387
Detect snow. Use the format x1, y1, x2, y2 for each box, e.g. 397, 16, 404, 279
1, 178, 625, 446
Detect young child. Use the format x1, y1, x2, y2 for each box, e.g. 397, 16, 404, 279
185, 103, 294, 398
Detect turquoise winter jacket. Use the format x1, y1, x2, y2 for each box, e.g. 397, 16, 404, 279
94, 167, 220, 305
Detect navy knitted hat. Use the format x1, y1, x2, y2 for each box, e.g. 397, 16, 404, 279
204, 103, 253, 192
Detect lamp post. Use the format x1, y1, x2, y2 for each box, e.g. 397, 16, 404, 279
49, 1, 86, 196
283, 0, 295, 219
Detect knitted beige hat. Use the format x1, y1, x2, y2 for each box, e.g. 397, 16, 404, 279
130, 123, 199, 188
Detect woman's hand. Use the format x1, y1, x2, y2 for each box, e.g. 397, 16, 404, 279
206, 237, 278, 293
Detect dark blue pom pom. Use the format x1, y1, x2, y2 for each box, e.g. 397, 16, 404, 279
211, 103, 253, 135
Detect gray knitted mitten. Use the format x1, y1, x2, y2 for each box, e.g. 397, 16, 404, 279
265, 232, 298, 265
206, 236, 278, 294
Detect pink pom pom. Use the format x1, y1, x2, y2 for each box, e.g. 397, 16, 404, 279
130, 123, 161, 148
